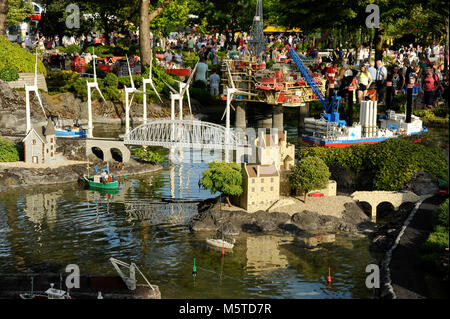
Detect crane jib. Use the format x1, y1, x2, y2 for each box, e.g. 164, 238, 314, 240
288, 48, 346, 127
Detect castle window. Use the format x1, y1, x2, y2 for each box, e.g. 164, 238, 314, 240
50, 138, 53, 143
252, 178, 255, 184
270, 187, 274, 191
271, 178, 274, 183
261, 178, 264, 183
51, 145, 53, 150
252, 188, 255, 192
51, 152, 53, 157
261, 187, 264, 192
32, 139, 36, 145
46, 149, 49, 153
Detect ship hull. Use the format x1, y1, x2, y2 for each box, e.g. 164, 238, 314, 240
55, 129, 88, 139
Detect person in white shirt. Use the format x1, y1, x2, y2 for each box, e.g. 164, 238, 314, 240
164, 50, 173, 65
174, 49, 183, 65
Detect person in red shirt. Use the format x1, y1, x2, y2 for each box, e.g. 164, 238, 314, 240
326, 62, 338, 102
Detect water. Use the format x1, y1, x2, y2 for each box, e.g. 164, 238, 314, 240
0, 116, 378, 299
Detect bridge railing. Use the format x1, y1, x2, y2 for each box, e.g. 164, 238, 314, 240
123, 119, 247, 150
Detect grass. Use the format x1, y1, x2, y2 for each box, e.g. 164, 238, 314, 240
421, 199, 449, 282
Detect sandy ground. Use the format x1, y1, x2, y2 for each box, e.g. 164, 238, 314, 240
220, 195, 355, 218
0, 160, 88, 169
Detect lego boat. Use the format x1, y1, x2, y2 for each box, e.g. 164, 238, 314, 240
55, 127, 88, 138
206, 238, 235, 249
302, 101, 428, 148
19, 277, 72, 299
82, 167, 119, 191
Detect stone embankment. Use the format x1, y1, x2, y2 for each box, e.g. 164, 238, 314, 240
189, 196, 374, 237
0, 158, 161, 192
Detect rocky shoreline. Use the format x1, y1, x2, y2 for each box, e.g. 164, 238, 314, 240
188, 196, 376, 238
0, 158, 162, 192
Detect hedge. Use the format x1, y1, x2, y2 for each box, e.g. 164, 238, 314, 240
298, 138, 449, 191
0, 36, 46, 75
0, 138, 20, 162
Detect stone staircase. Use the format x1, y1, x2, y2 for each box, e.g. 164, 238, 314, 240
7, 73, 48, 92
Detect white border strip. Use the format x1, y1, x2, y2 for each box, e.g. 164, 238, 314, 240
382, 195, 434, 299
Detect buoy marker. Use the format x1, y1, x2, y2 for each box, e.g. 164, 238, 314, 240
221, 241, 225, 256
192, 258, 197, 275
327, 267, 331, 283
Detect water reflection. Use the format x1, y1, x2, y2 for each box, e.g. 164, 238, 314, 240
246, 235, 290, 276
24, 190, 63, 231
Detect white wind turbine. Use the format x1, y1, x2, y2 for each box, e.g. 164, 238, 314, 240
142, 51, 163, 125
163, 61, 198, 121
25, 50, 47, 134
124, 55, 156, 135
221, 62, 257, 162
86, 47, 106, 138
221, 63, 257, 129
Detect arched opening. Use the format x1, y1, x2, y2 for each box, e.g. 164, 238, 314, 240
376, 201, 396, 223
111, 148, 123, 162
357, 201, 373, 218
91, 147, 104, 161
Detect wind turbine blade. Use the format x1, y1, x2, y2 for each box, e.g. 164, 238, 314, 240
95, 86, 106, 103
227, 63, 235, 89
235, 90, 258, 96
150, 79, 163, 103
35, 90, 47, 119
181, 61, 198, 97
126, 55, 135, 89
220, 107, 227, 121
186, 86, 192, 116
163, 81, 178, 94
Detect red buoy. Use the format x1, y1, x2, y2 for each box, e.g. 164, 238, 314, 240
221, 241, 225, 256
327, 267, 331, 283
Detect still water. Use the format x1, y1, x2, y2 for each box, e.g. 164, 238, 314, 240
0, 117, 376, 299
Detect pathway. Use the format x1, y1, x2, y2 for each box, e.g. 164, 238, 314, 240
389, 195, 447, 298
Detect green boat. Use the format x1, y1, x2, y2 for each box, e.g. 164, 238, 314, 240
83, 174, 119, 190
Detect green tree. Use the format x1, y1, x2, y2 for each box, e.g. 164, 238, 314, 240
201, 161, 243, 207
6, 0, 32, 27
289, 156, 330, 202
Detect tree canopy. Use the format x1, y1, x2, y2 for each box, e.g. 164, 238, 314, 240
201, 161, 243, 206
289, 156, 330, 201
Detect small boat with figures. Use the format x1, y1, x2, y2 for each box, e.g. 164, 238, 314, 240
20, 276, 72, 299
82, 165, 120, 191
52, 117, 88, 138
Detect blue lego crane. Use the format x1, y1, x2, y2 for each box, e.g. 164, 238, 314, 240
288, 48, 346, 127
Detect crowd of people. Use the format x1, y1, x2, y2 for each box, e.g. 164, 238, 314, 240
14, 29, 448, 106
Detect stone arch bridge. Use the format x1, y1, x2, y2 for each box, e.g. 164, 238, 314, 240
351, 191, 421, 220
86, 138, 131, 163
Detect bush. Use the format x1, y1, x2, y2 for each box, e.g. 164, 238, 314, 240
0, 138, 20, 162
289, 156, 331, 201
63, 44, 82, 55
0, 36, 46, 75
134, 146, 164, 164
298, 138, 449, 191
104, 72, 119, 87
0, 66, 19, 82
46, 70, 81, 92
